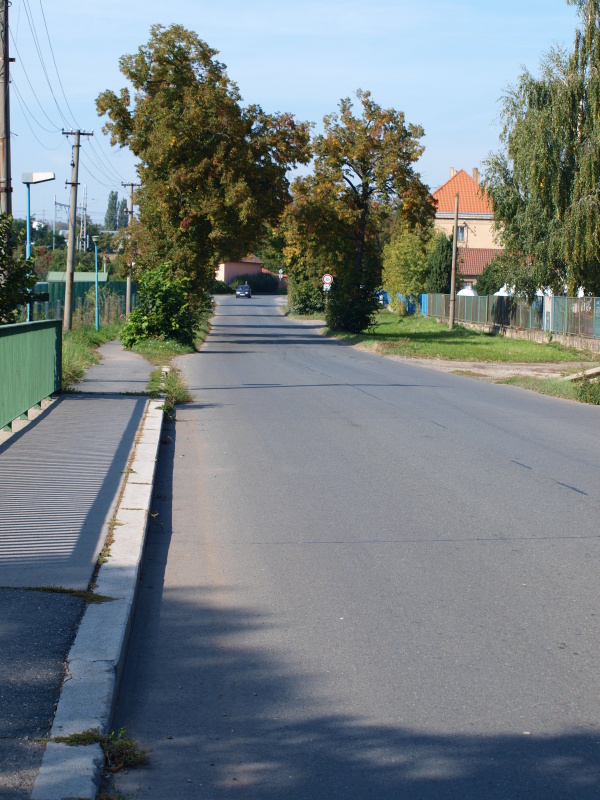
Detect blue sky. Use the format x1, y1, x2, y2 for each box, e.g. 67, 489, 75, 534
11, 0, 580, 226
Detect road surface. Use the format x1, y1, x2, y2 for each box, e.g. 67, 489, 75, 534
113, 296, 600, 799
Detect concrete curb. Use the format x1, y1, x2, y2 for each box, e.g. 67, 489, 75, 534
31, 399, 165, 800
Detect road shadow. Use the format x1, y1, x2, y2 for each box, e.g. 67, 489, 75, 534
111, 418, 600, 799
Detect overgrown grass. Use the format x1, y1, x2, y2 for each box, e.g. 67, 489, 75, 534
332, 312, 598, 364
129, 309, 212, 367
496, 376, 581, 401
147, 366, 191, 414
61, 323, 123, 388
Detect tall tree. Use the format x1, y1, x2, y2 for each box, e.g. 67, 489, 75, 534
97, 25, 311, 296
284, 90, 435, 331
485, 0, 600, 297
117, 197, 129, 229
104, 190, 118, 230
382, 224, 430, 302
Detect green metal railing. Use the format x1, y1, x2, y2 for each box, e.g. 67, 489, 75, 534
0, 320, 62, 429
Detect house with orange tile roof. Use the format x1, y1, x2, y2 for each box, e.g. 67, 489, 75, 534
432, 168, 504, 287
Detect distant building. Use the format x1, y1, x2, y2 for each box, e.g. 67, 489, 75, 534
215, 255, 264, 284
432, 168, 504, 287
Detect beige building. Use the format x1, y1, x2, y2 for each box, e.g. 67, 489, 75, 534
432, 168, 503, 286
215, 255, 264, 284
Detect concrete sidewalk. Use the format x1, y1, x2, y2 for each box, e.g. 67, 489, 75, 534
0, 342, 163, 799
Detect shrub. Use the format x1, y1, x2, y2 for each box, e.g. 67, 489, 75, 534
121, 263, 197, 347
288, 276, 325, 314
211, 279, 234, 294
575, 374, 600, 404
325, 279, 377, 332
228, 272, 279, 293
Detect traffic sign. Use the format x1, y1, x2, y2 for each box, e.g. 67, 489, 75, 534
322, 273, 333, 285
278, 269, 283, 279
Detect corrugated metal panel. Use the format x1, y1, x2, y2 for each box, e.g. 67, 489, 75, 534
0, 321, 62, 428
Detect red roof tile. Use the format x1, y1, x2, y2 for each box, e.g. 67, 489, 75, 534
458, 247, 504, 277
433, 170, 493, 215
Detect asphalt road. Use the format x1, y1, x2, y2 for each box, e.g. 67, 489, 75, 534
113, 296, 600, 799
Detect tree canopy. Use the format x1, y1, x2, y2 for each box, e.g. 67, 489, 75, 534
485, 0, 600, 297
0, 216, 36, 324
283, 90, 434, 331
97, 25, 311, 296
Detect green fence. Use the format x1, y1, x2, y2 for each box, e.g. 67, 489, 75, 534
425, 294, 544, 331
0, 320, 62, 429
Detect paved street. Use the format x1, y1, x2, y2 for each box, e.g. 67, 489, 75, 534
114, 296, 600, 798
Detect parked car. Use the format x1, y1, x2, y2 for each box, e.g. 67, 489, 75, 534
236, 283, 252, 298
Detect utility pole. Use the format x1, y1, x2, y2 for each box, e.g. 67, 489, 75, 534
63, 130, 93, 331
0, 0, 12, 215
449, 193, 459, 331
121, 182, 139, 317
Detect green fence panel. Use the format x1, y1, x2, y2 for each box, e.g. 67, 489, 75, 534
0, 320, 62, 429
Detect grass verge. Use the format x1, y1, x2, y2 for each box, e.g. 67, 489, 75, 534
495, 376, 580, 402
281, 304, 326, 321
331, 312, 598, 364
61, 323, 123, 388
147, 366, 191, 414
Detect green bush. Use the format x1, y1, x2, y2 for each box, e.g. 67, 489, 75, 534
325, 279, 377, 332
575, 374, 600, 404
229, 272, 279, 293
288, 276, 325, 314
211, 279, 234, 294
121, 263, 197, 347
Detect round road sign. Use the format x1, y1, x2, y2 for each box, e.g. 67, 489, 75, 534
322, 273, 333, 285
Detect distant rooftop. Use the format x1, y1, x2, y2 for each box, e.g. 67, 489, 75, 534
433, 168, 493, 215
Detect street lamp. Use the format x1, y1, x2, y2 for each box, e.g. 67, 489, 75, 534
92, 235, 100, 331
22, 172, 55, 260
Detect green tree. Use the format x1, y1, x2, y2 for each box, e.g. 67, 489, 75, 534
105, 191, 119, 230
97, 25, 311, 296
284, 90, 435, 332
0, 215, 36, 323
484, 0, 600, 297
117, 198, 129, 229
424, 232, 462, 293
474, 256, 505, 296
382, 224, 430, 304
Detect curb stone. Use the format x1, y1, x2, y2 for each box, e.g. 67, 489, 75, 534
31, 399, 164, 800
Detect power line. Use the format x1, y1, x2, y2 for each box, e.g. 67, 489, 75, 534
10, 30, 61, 131
12, 79, 63, 149
21, 0, 70, 128
37, 0, 80, 129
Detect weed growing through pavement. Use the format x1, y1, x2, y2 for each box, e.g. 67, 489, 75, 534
54, 727, 148, 772
26, 586, 113, 604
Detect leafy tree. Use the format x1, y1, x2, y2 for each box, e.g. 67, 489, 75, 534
0, 215, 36, 323
484, 0, 600, 297
382, 224, 430, 304
474, 256, 505, 296
424, 232, 463, 293
97, 25, 311, 296
120, 262, 198, 346
284, 90, 435, 331
117, 198, 129, 229
105, 191, 119, 230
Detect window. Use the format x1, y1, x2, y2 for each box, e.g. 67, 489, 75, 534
457, 225, 466, 242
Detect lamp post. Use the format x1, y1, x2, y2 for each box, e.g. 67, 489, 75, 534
22, 172, 55, 260
22, 172, 55, 321
92, 235, 100, 330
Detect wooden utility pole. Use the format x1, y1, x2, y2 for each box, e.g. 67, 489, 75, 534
449, 193, 459, 330
63, 130, 93, 331
0, 0, 12, 215
121, 182, 139, 317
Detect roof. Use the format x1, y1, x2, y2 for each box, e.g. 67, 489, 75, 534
433, 170, 493, 215
457, 248, 504, 277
